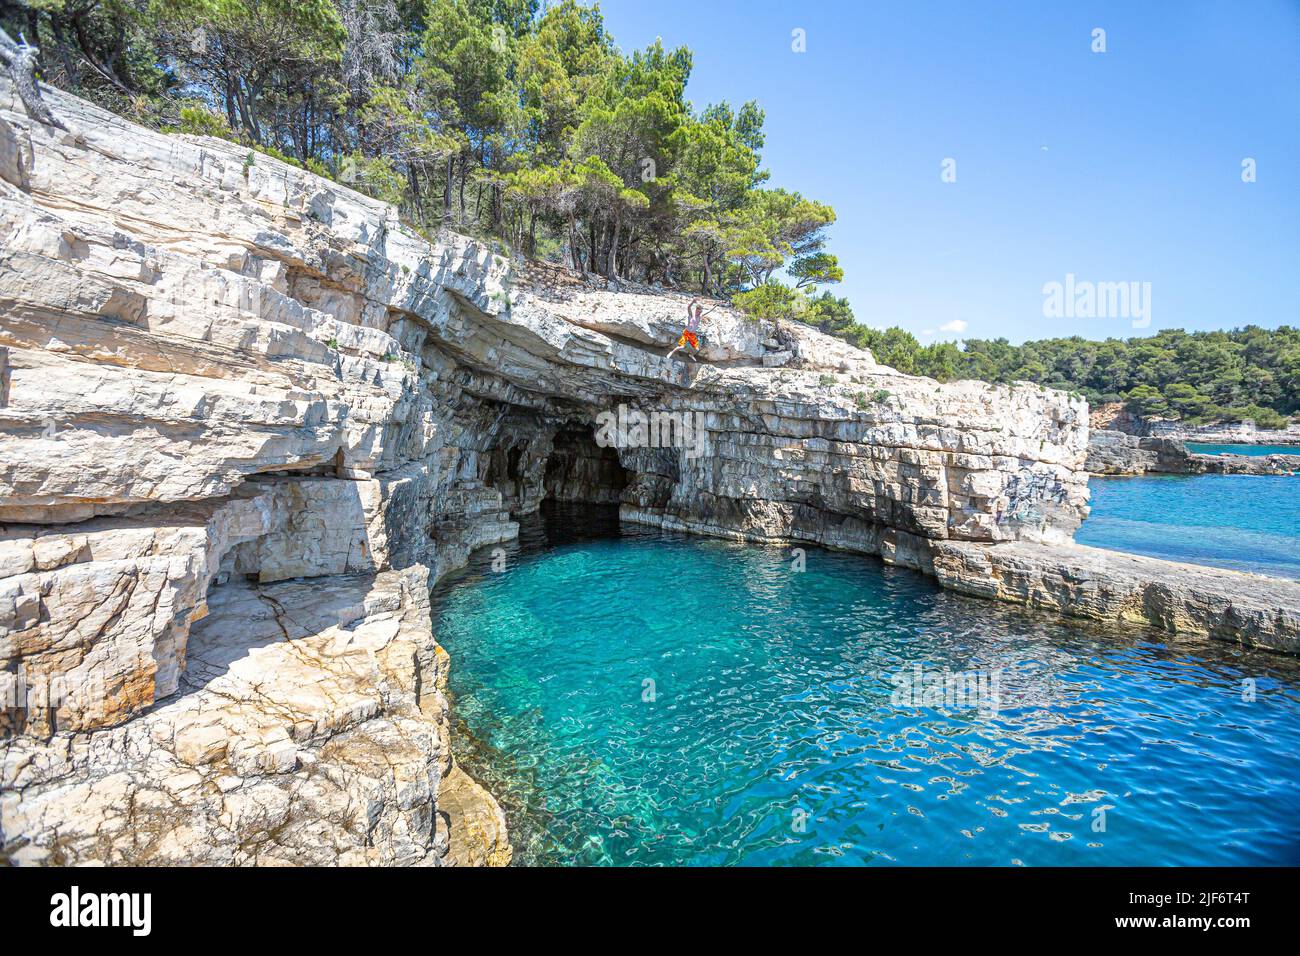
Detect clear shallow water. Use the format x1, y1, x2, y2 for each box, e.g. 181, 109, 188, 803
1186, 442, 1300, 457
433, 506, 1300, 866
1078, 474, 1300, 580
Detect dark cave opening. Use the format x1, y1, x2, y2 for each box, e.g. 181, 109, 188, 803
483, 441, 528, 512
543, 423, 628, 504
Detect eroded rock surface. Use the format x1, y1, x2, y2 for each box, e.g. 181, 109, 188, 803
2, 568, 508, 865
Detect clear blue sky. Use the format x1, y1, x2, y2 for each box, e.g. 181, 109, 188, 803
597, 0, 1300, 344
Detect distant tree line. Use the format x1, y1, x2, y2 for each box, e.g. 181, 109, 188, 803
0, 0, 844, 296
780, 291, 1298, 428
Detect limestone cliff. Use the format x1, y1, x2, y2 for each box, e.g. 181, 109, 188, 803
0, 80, 1294, 865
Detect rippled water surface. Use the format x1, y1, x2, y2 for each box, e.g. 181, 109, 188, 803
1078, 474, 1300, 579
433, 506, 1300, 866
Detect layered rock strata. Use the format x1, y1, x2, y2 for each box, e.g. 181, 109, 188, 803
2, 80, 1298, 864
0, 79, 524, 864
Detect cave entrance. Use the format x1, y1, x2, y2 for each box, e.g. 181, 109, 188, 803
543, 423, 628, 504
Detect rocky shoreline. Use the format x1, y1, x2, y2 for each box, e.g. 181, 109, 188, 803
2, 566, 509, 865
1087, 429, 1300, 476
1144, 420, 1300, 445
3, 79, 1299, 866
932, 540, 1300, 655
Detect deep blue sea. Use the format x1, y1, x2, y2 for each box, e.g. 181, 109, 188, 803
432, 506, 1300, 866
1186, 442, 1300, 457
1078, 474, 1300, 580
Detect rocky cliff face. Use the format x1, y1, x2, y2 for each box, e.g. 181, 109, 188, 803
0, 81, 1289, 865
1, 81, 528, 864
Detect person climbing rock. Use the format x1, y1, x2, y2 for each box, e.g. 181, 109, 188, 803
666, 299, 715, 362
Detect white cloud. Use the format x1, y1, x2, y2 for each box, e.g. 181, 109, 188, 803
939, 319, 968, 334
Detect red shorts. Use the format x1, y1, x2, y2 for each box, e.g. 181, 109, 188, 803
678, 330, 699, 349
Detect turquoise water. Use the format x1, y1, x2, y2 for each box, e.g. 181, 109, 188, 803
433, 506, 1300, 866
1187, 442, 1300, 457
1078, 474, 1300, 579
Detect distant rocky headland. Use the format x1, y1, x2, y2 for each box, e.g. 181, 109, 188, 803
1085, 389, 1300, 476
1087, 430, 1300, 476
1090, 401, 1300, 446
3, 79, 1299, 866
